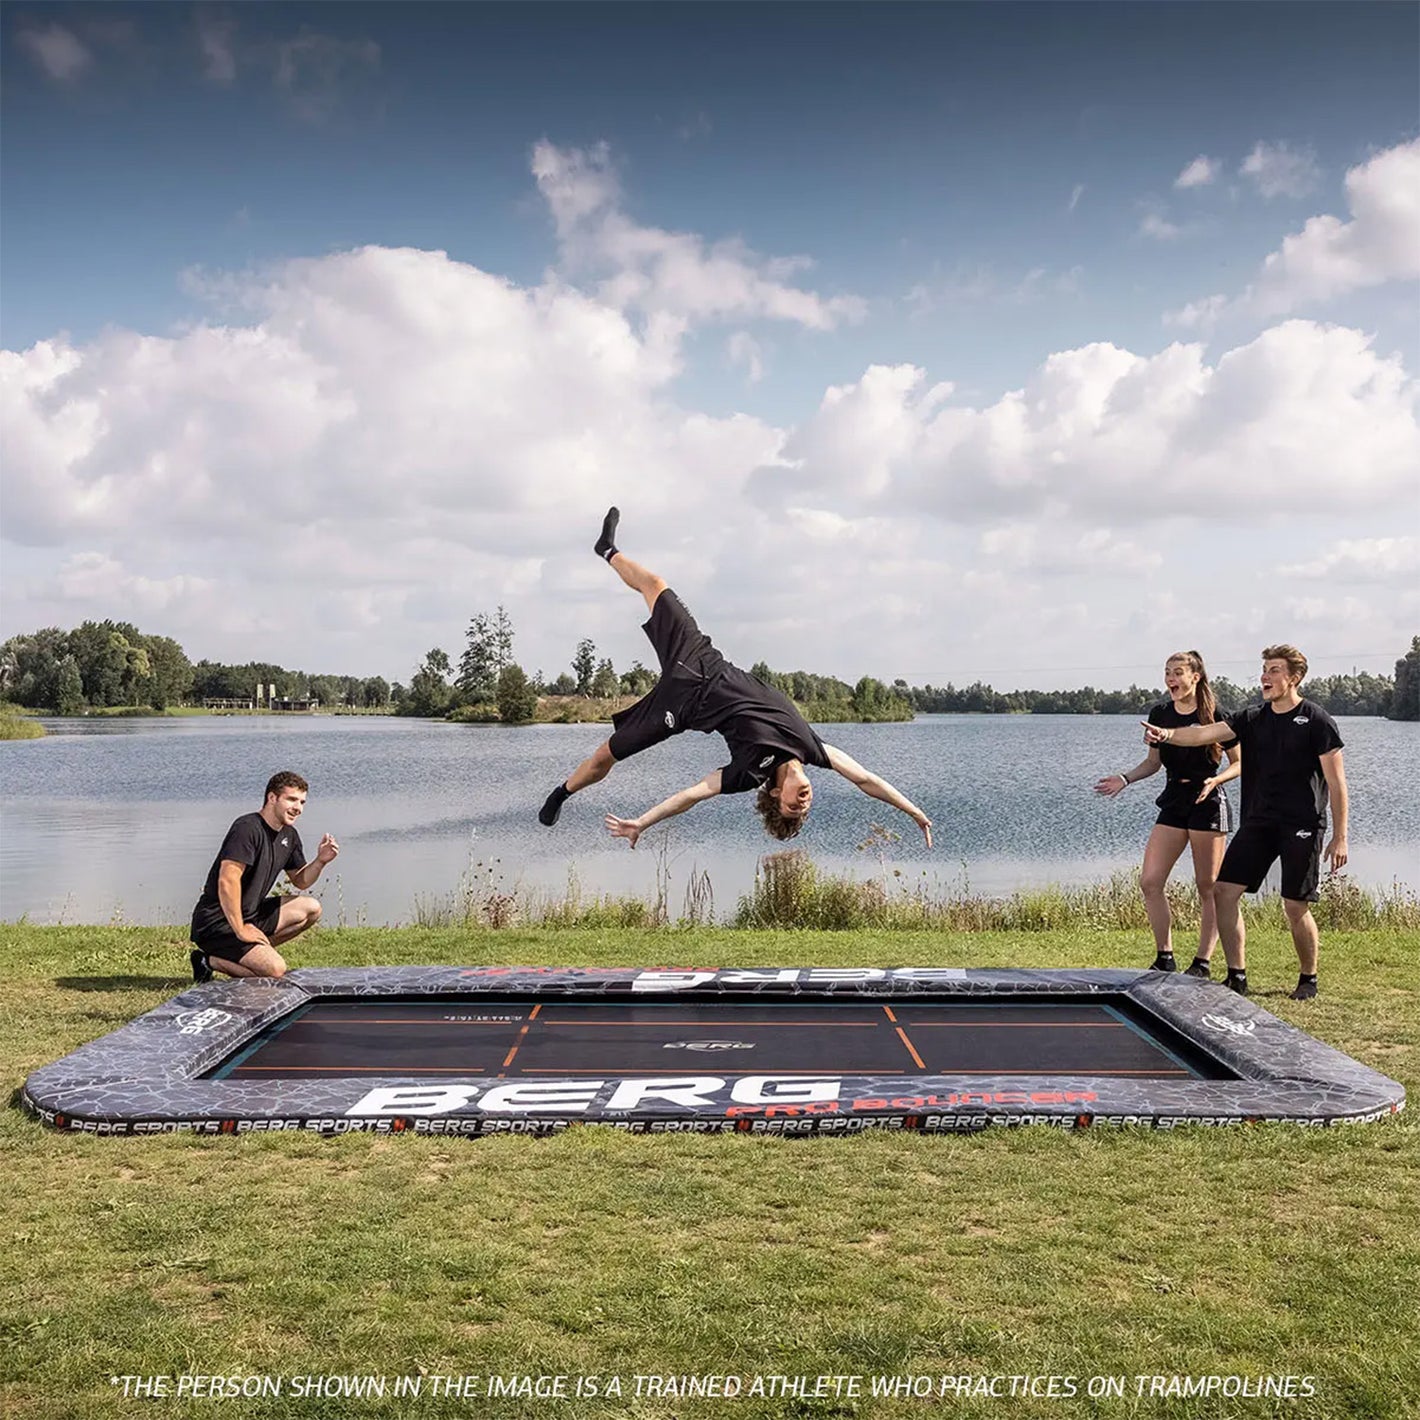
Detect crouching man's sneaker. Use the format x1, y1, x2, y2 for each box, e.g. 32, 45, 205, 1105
190, 948, 213, 984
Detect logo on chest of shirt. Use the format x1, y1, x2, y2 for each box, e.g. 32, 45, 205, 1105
664, 711, 676, 729
280, 837, 289, 847
1293, 715, 1309, 725
759, 755, 774, 768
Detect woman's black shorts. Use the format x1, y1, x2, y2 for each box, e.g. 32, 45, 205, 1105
607, 589, 722, 761
1154, 778, 1233, 834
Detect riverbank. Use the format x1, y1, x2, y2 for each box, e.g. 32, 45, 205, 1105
3, 923, 1415, 1419
0, 703, 43, 739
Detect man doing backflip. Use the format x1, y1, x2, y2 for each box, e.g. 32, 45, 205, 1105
539, 509, 933, 849
1142, 645, 1347, 999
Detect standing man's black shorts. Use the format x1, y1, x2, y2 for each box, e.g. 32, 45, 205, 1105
1155, 779, 1234, 834
191, 897, 283, 961
607, 589, 722, 761
1218, 823, 1325, 901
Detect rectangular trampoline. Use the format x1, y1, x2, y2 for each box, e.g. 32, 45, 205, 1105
22, 965, 1404, 1136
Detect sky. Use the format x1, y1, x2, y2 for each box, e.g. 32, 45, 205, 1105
2, 1, 1417, 693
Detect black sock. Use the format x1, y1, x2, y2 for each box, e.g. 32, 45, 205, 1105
594, 506, 620, 562
538, 782, 571, 827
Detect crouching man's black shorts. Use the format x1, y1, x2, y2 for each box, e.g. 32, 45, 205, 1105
1219, 822, 1325, 902
191, 897, 283, 962
607, 589, 722, 761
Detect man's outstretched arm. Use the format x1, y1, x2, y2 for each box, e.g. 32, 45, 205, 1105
1141, 719, 1234, 749
823, 745, 933, 847
605, 772, 722, 849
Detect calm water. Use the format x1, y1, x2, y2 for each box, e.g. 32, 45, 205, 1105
2, 714, 1416, 926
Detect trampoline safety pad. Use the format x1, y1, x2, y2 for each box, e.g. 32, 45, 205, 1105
23, 966, 1404, 1136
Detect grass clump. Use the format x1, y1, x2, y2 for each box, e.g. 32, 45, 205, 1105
734, 847, 1420, 933
0, 704, 44, 739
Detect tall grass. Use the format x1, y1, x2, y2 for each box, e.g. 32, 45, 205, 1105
0, 705, 44, 739
733, 849, 1420, 931
402, 838, 1418, 933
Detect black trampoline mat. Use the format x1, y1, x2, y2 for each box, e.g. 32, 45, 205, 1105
211, 996, 1235, 1081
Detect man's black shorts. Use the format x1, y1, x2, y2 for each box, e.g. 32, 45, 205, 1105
1219, 822, 1325, 901
1155, 779, 1234, 834
191, 897, 283, 962
607, 589, 720, 761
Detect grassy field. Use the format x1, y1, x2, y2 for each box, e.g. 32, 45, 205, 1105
2, 921, 1416, 1419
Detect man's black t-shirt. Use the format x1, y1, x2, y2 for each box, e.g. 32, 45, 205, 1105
693, 665, 831, 795
191, 812, 306, 939
1147, 701, 1237, 781
1223, 699, 1344, 829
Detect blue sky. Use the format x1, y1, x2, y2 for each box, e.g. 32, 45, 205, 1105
2, 2, 1417, 688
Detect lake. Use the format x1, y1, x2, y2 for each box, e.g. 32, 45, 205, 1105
2, 713, 1416, 926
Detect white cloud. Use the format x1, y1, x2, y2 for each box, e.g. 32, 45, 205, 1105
1068, 184, 1085, 211
906, 264, 1081, 316
766, 322, 1417, 523
1175, 155, 1219, 189
531, 141, 865, 332
1240, 141, 1321, 199
979, 525, 1163, 577
1165, 138, 1420, 325
1248, 138, 1420, 315
1139, 212, 1183, 241
1278, 537, 1419, 582
1163, 294, 1228, 333
16, 23, 93, 81
196, 11, 238, 84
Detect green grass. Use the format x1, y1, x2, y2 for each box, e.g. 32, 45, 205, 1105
0, 714, 44, 740
2, 923, 1416, 1418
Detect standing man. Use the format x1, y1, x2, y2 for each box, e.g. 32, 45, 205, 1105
538, 508, 933, 848
1142, 645, 1347, 999
188, 771, 339, 982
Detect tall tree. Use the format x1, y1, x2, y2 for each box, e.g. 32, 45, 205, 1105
572, 638, 597, 696
496, 664, 539, 723
405, 648, 453, 717
592, 657, 620, 699
1390, 636, 1420, 722
458, 613, 498, 702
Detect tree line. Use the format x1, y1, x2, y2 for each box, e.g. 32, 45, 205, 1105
4, 618, 1416, 722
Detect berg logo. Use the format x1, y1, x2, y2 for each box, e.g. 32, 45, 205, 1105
664, 711, 676, 729
1201, 1013, 1257, 1037
176, 1008, 236, 1036
663, 1040, 757, 1052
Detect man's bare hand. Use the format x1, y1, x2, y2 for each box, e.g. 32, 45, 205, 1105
604, 816, 642, 849
316, 833, 340, 865
1325, 836, 1348, 873
916, 815, 933, 849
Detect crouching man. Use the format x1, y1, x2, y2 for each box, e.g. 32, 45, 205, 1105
188, 770, 339, 981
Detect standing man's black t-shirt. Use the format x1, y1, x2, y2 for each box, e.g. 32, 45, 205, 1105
1223, 699, 1344, 828
190, 812, 306, 941
697, 665, 832, 795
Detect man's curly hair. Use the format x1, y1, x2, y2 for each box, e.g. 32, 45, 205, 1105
755, 783, 805, 841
